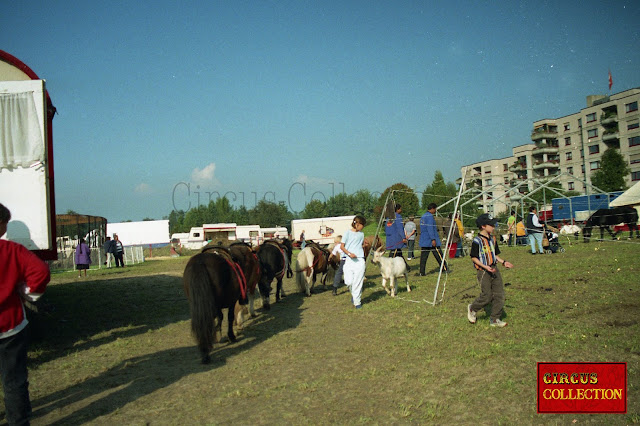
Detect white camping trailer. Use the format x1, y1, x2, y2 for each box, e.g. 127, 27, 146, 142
260, 227, 288, 241
236, 225, 261, 246
203, 223, 237, 243
291, 215, 354, 246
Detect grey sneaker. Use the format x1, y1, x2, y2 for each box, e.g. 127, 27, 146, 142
467, 304, 477, 324
490, 319, 508, 327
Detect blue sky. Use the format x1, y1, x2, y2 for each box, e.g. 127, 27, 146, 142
2, 1, 639, 221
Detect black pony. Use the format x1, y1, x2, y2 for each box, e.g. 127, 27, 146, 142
582, 206, 640, 241
183, 249, 246, 364
256, 239, 290, 309
274, 237, 294, 278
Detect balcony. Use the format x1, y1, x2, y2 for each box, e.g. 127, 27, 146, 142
602, 131, 619, 142
532, 145, 559, 155
509, 162, 527, 172
532, 160, 560, 170
531, 126, 558, 141
510, 176, 528, 186
600, 112, 618, 126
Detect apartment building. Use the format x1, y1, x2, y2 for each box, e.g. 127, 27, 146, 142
459, 88, 640, 215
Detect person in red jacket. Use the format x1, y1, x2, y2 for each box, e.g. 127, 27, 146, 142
0, 203, 50, 425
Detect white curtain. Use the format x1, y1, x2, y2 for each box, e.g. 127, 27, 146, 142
0, 91, 44, 168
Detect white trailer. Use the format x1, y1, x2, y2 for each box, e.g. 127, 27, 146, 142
291, 215, 354, 246
183, 227, 205, 249
1, 50, 57, 260
106, 220, 170, 247
203, 223, 237, 243
236, 225, 260, 246
260, 227, 288, 241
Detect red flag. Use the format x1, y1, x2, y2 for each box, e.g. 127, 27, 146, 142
608, 69, 613, 91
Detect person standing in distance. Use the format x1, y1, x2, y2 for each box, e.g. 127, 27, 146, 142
113, 234, 125, 267
419, 203, 449, 275
526, 206, 544, 255
404, 215, 416, 260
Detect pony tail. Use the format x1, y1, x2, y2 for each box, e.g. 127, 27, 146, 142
184, 255, 219, 362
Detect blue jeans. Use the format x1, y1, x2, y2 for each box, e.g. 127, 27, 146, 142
407, 239, 415, 258
333, 259, 345, 289
0, 328, 31, 426
528, 233, 544, 254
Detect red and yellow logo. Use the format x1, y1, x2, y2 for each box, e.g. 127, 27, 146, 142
537, 362, 626, 414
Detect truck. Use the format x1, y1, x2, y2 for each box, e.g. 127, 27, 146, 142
291, 215, 355, 246
0, 50, 57, 259
551, 192, 623, 222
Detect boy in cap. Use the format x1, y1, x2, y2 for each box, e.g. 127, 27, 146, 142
467, 213, 513, 327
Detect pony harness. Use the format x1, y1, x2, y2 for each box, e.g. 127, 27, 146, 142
202, 246, 247, 300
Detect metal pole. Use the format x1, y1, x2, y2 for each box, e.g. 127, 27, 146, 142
431, 167, 467, 305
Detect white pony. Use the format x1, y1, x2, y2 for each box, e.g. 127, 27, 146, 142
371, 247, 410, 297
295, 246, 335, 296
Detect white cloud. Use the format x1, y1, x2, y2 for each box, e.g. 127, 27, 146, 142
134, 183, 151, 193
191, 163, 221, 186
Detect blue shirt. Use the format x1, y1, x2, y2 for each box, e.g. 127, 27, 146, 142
385, 212, 406, 250
419, 211, 441, 247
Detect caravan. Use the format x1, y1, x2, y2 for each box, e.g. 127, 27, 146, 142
236, 225, 261, 246
260, 227, 288, 241
291, 215, 354, 246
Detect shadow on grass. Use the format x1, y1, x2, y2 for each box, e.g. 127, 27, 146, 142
28, 274, 189, 365
30, 289, 305, 425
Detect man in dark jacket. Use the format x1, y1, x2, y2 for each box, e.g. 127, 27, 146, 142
526, 206, 544, 254
103, 236, 115, 268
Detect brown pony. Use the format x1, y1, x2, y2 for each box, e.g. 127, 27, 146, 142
183, 249, 246, 364
228, 241, 264, 321
255, 239, 289, 308
363, 235, 383, 260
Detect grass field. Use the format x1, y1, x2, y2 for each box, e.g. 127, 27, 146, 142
2, 237, 639, 424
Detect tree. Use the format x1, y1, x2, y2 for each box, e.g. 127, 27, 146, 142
302, 199, 327, 219
351, 189, 378, 219
248, 200, 293, 230
325, 193, 353, 217
168, 210, 186, 233
377, 183, 419, 218
234, 205, 250, 226
422, 171, 457, 212
591, 148, 630, 192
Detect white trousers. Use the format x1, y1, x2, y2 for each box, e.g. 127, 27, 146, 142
106, 253, 114, 268
343, 257, 366, 306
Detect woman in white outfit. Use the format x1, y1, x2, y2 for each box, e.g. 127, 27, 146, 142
340, 215, 367, 309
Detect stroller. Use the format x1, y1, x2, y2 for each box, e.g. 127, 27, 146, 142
543, 226, 565, 254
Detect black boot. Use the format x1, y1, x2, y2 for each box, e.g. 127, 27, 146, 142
332, 287, 337, 296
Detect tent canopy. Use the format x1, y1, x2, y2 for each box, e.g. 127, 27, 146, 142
609, 182, 640, 207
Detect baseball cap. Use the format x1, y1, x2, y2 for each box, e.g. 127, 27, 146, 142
476, 213, 498, 228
